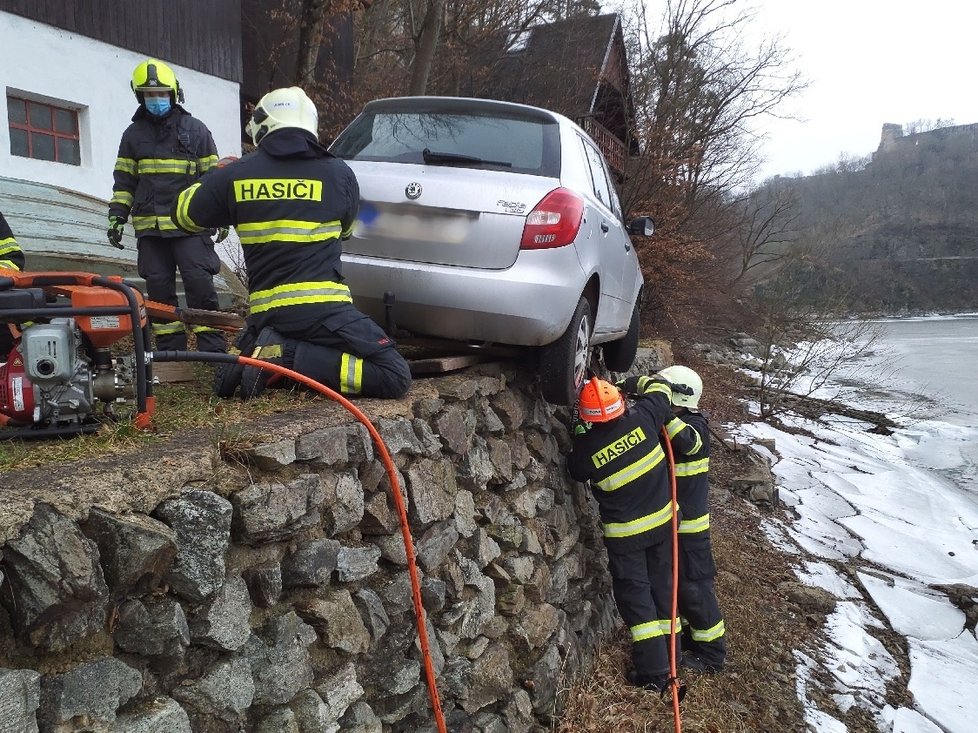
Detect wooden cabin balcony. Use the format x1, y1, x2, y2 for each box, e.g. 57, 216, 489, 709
576, 116, 626, 179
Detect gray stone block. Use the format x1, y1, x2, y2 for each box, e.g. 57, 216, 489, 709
1, 504, 109, 651
242, 563, 282, 608
81, 509, 177, 596
38, 658, 141, 731
154, 490, 232, 603
0, 668, 40, 733
188, 573, 252, 651
230, 474, 325, 545
244, 612, 316, 706
111, 696, 192, 733
281, 538, 340, 588
115, 596, 190, 658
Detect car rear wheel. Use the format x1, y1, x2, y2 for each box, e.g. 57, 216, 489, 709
602, 301, 640, 372
539, 296, 592, 405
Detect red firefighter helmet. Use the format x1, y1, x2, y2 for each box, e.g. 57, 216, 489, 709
578, 377, 625, 423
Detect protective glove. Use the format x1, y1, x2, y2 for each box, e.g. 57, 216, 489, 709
215, 227, 230, 243
107, 216, 126, 249
617, 375, 676, 398
616, 375, 651, 395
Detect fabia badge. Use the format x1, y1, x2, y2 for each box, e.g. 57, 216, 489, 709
405, 182, 422, 200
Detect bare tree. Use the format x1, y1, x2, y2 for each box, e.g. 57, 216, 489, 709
613, 0, 804, 328
407, 0, 445, 94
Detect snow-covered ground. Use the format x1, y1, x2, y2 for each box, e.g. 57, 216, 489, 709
731, 315, 978, 733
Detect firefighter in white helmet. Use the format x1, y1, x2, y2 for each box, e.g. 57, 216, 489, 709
172, 87, 411, 399
622, 365, 727, 672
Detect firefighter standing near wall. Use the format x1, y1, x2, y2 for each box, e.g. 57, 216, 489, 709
566, 376, 682, 693
0, 209, 26, 357
171, 86, 411, 400
649, 365, 727, 672
108, 58, 226, 353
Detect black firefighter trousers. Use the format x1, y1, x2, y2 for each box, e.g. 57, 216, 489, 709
606, 536, 679, 683
678, 534, 727, 667
137, 234, 226, 353
252, 303, 411, 399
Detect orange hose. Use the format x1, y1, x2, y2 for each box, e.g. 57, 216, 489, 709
235, 356, 447, 733
661, 426, 683, 732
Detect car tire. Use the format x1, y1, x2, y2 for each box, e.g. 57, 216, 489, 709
602, 302, 640, 372
540, 296, 592, 405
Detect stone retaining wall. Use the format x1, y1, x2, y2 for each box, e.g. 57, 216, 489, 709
0, 358, 674, 733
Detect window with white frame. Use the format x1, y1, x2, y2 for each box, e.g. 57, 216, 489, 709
7, 95, 81, 165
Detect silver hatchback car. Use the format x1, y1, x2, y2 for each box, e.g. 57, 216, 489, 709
330, 96, 650, 405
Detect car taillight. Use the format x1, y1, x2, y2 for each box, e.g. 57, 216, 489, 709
520, 188, 585, 249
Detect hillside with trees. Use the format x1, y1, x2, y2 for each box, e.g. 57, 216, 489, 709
750, 122, 978, 314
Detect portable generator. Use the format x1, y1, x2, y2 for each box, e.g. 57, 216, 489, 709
0, 270, 154, 438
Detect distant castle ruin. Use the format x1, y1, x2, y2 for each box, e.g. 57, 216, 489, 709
877, 121, 978, 154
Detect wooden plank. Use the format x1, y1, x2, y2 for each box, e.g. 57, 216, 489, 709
409, 354, 498, 375
152, 362, 195, 384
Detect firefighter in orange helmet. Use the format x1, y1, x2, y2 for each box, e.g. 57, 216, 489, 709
566, 376, 680, 693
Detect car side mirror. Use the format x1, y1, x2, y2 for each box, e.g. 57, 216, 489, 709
628, 216, 654, 237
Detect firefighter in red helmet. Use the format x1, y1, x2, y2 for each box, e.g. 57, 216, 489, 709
566, 375, 681, 693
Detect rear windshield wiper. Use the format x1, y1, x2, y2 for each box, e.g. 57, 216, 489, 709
422, 148, 512, 168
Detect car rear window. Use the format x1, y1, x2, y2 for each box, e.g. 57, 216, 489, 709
331, 108, 560, 176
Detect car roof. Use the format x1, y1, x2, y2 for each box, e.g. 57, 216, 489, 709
361, 96, 570, 126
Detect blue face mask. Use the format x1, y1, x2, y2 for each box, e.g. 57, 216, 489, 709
144, 97, 171, 117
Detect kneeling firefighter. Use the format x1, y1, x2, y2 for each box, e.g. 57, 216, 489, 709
171, 86, 411, 399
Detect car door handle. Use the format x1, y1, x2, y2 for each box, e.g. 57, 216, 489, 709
600, 221, 609, 233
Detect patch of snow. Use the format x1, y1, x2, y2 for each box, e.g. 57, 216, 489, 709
857, 572, 965, 641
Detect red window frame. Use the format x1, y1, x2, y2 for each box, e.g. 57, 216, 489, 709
7, 96, 80, 165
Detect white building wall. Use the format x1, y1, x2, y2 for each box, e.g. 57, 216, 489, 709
0, 11, 241, 202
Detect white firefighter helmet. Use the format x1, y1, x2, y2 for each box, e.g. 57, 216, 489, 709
246, 87, 319, 145
657, 365, 703, 409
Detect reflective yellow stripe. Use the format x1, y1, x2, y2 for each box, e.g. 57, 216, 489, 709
678, 512, 710, 534
646, 382, 670, 397
595, 443, 665, 492
666, 416, 702, 453
174, 183, 207, 232
690, 620, 725, 642
603, 500, 676, 538
666, 417, 685, 438
248, 281, 352, 314
115, 157, 136, 174
191, 325, 221, 334
0, 260, 21, 270
136, 158, 196, 175
0, 242, 20, 257
252, 344, 283, 361
153, 321, 184, 335
110, 190, 134, 207
340, 352, 363, 394
674, 457, 709, 477
132, 215, 179, 232
236, 219, 342, 245
630, 617, 681, 642
341, 222, 353, 238
198, 154, 219, 172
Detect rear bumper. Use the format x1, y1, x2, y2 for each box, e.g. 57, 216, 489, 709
341, 248, 587, 346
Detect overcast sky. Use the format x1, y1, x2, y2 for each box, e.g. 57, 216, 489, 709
745, 0, 978, 180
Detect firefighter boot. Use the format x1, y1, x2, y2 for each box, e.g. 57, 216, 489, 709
214, 325, 257, 398
239, 327, 290, 399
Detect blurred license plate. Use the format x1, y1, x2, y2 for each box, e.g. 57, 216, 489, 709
356, 202, 475, 243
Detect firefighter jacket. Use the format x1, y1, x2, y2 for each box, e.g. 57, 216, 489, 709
567, 382, 677, 554
0, 211, 24, 271
172, 128, 360, 330
110, 105, 219, 239
666, 409, 711, 537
